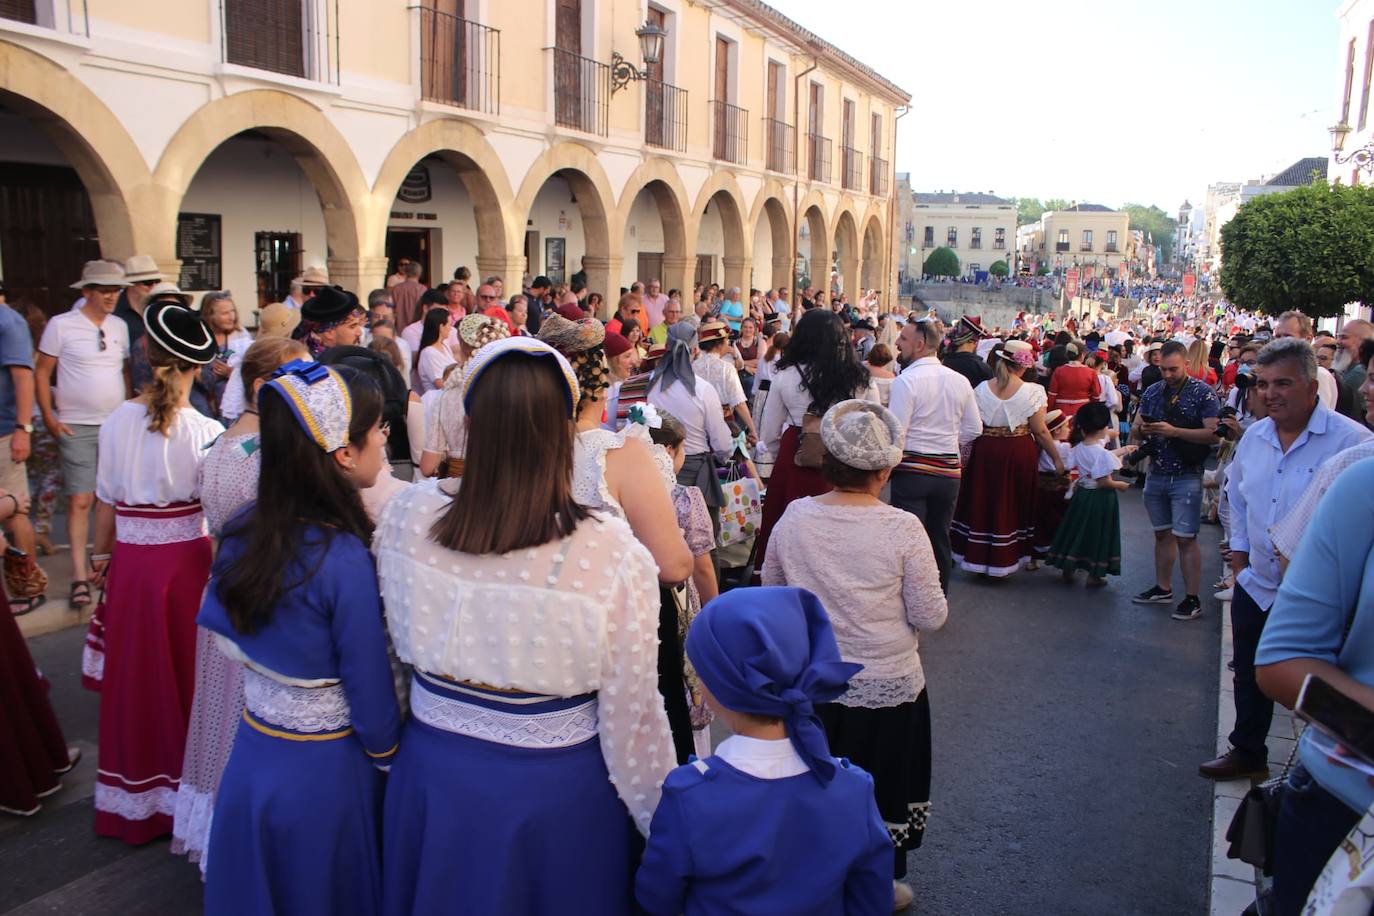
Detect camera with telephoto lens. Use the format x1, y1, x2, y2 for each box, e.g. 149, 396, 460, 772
1217, 405, 1239, 440
1126, 415, 1162, 465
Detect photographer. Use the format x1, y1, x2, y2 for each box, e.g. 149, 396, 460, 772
1130, 340, 1221, 620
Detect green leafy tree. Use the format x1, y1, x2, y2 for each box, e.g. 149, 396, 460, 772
923, 247, 960, 277
1043, 198, 1072, 213
1220, 181, 1374, 318
1015, 197, 1045, 225
1121, 203, 1178, 264
988, 259, 1010, 278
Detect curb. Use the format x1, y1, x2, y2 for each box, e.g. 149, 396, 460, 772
1207, 599, 1304, 915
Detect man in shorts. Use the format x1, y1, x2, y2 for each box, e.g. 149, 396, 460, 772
36, 260, 132, 610
1131, 340, 1220, 621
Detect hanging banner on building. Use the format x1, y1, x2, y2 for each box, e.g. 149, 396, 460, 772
1065, 267, 1080, 299
1183, 272, 1197, 297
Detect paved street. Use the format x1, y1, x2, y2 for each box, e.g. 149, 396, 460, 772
0, 488, 1220, 915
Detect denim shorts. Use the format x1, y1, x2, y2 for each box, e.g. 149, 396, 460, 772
1143, 472, 1203, 538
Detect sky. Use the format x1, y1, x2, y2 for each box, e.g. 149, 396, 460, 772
767, 0, 1339, 213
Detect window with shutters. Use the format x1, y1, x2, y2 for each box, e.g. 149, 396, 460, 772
222, 0, 336, 82
0, 0, 37, 25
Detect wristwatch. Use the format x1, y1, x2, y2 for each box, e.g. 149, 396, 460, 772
17, 424, 32, 434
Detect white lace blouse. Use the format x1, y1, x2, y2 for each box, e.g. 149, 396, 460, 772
973, 381, 1047, 430
760, 498, 948, 707
95, 401, 224, 506
373, 479, 675, 835
573, 424, 676, 519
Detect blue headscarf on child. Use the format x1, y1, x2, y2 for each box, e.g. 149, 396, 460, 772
686, 587, 862, 784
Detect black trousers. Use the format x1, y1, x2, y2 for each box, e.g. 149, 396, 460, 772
890, 472, 961, 593
657, 586, 695, 765
1228, 583, 1273, 762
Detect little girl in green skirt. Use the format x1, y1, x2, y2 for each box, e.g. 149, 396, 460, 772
1047, 402, 1137, 587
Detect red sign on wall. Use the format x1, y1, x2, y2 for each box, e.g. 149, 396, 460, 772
1065, 267, 1080, 299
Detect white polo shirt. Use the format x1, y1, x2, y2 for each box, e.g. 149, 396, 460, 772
38, 310, 129, 426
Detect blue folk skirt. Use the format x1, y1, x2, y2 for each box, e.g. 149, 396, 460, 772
383, 676, 640, 916
204, 711, 386, 916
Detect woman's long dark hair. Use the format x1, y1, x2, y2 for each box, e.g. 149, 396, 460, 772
419, 307, 450, 351
776, 308, 870, 414
429, 354, 588, 555
215, 366, 382, 635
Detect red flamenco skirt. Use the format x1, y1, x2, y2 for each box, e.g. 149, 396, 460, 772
752, 425, 832, 581
0, 592, 72, 815
1032, 473, 1071, 558
950, 433, 1040, 577
93, 503, 212, 845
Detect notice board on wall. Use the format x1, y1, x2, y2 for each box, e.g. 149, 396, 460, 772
177, 212, 222, 291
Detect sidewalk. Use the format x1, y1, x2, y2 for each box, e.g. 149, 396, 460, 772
14, 536, 88, 639
1208, 598, 1304, 915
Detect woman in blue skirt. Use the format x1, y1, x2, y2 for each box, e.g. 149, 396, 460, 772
375, 338, 675, 916
198, 361, 400, 916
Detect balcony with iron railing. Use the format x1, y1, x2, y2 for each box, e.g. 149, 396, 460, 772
552, 47, 609, 137
763, 118, 795, 174
807, 134, 832, 183
870, 156, 889, 196
711, 100, 748, 164
841, 145, 863, 192
1080, 244, 1094, 252
1055, 241, 1071, 252
969, 239, 982, 250
221, 0, 340, 84
0, 0, 89, 37
643, 78, 687, 152
993, 238, 1006, 249
416, 6, 499, 113
1105, 243, 1119, 253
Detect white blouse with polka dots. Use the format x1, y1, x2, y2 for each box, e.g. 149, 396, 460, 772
372, 477, 674, 835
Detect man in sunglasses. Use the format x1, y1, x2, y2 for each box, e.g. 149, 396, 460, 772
111, 255, 163, 349
36, 260, 133, 612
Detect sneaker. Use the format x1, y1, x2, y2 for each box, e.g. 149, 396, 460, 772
1214, 587, 1234, 602
1132, 585, 1174, 604
1172, 596, 1203, 620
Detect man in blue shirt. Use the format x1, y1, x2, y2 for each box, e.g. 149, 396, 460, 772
1201, 339, 1371, 784
0, 288, 36, 590
1131, 340, 1222, 619
1257, 456, 1374, 914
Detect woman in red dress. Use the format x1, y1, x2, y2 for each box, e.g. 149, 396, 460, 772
1047, 343, 1101, 419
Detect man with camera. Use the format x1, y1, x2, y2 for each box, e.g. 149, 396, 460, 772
1202, 339, 1372, 784
1130, 340, 1221, 621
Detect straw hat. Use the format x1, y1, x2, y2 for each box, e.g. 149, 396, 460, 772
123, 255, 164, 283
70, 260, 128, 290
258, 302, 301, 338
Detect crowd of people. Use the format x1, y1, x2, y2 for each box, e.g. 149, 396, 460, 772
2, 251, 1374, 914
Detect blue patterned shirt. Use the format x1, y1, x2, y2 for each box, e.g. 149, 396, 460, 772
1137, 377, 1220, 475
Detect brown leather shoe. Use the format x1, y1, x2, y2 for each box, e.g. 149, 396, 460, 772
1199, 749, 1268, 781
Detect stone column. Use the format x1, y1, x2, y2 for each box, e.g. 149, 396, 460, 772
327, 256, 390, 297
475, 255, 530, 293
580, 256, 623, 319
722, 256, 751, 296
659, 255, 692, 300
771, 255, 793, 291
838, 257, 860, 298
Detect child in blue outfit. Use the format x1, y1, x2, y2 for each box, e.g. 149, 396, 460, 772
635, 586, 894, 915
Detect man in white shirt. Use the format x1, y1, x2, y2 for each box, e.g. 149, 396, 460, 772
887, 318, 982, 592
36, 260, 132, 605
641, 279, 670, 329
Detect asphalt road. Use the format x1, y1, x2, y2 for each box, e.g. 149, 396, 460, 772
909, 486, 1221, 915
1, 487, 1219, 915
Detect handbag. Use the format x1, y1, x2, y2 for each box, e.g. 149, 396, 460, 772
717, 462, 763, 548
4, 546, 48, 600
1225, 732, 1301, 876
793, 411, 825, 469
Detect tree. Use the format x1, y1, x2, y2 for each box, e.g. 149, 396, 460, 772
923, 247, 960, 277
1220, 181, 1374, 319
1121, 203, 1178, 264
988, 259, 1010, 278
1015, 197, 1045, 226
1043, 198, 1072, 213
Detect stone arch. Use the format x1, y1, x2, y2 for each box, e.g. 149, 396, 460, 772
748, 179, 794, 290
690, 172, 749, 292
795, 189, 829, 290
861, 213, 884, 291
832, 206, 861, 295
152, 90, 372, 286
513, 142, 618, 305
372, 119, 515, 275
615, 158, 691, 293
0, 40, 148, 259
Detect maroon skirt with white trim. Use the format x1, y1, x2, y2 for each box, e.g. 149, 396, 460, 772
0, 591, 71, 815
93, 502, 212, 845
950, 433, 1040, 577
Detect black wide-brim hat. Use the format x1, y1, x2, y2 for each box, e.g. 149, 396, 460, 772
302, 285, 359, 325
143, 299, 216, 364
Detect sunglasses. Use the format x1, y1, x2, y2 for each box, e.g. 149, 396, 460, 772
98, 327, 106, 352
136, 279, 159, 289
479, 293, 498, 300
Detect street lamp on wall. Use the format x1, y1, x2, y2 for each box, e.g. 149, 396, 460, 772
611, 20, 667, 94
1329, 120, 1374, 175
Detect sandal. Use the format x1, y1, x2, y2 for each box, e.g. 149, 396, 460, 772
10, 594, 46, 617
69, 580, 92, 610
